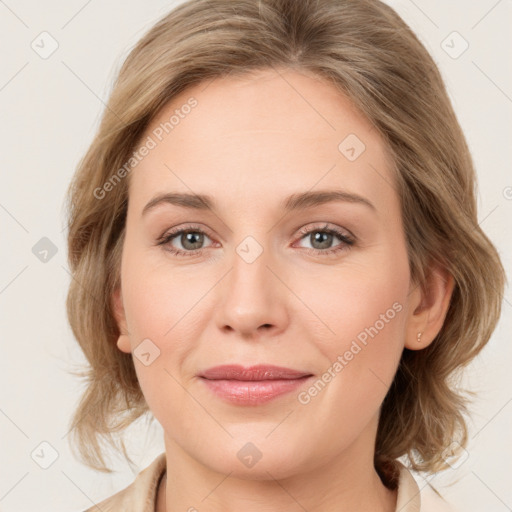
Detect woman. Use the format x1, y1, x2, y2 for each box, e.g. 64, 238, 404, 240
64, 0, 505, 510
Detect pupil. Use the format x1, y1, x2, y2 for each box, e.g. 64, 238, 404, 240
183, 232, 203, 249
313, 231, 332, 249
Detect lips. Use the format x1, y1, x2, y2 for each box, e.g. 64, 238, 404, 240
198, 364, 314, 405
199, 364, 312, 381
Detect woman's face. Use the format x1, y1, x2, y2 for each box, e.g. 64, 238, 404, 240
114, 68, 418, 479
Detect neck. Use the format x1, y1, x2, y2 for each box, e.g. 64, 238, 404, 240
156, 422, 397, 512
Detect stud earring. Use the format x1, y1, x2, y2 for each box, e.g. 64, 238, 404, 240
417, 331, 423, 343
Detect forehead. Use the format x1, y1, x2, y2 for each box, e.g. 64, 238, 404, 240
128, 68, 396, 217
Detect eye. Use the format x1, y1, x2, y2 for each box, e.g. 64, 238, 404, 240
156, 222, 355, 258
156, 224, 215, 256
295, 223, 355, 256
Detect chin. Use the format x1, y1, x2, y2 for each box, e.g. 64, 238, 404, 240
199, 437, 309, 481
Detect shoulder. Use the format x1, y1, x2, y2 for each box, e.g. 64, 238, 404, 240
395, 462, 459, 512
420, 483, 459, 512
82, 452, 166, 512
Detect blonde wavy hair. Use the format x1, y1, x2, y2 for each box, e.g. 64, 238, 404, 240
64, 0, 506, 483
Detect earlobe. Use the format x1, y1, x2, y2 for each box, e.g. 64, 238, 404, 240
405, 265, 455, 351
117, 333, 132, 354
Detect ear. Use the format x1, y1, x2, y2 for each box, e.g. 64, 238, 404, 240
404, 263, 455, 350
112, 285, 132, 354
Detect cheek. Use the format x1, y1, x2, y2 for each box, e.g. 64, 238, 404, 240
303, 252, 409, 357
299, 242, 409, 413
292, 269, 408, 458
121, 241, 202, 342
119, 246, 204, 412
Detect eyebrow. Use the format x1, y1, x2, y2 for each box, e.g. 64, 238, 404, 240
141, 189, 376, 217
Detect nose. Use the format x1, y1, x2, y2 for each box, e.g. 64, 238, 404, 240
213, 243, 289, 339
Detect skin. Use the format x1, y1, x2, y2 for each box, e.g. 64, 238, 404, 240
112, 67, 454, 512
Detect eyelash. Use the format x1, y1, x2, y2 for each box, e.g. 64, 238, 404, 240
156, 223, 355, 258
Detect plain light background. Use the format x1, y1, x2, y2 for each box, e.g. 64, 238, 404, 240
0, 1, 511, 511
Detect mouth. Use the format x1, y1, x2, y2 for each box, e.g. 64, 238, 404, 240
198, 364, 314, 405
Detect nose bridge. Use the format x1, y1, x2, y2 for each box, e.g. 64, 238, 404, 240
229, 234, 275, 309
214, 233, 288, 335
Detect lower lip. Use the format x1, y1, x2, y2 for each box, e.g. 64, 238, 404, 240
200, 376, 313, 405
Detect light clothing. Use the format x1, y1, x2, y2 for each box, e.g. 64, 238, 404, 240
83, 452, 456, 511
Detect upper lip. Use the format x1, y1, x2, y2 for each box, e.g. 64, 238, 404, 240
199, 364, 313, 381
